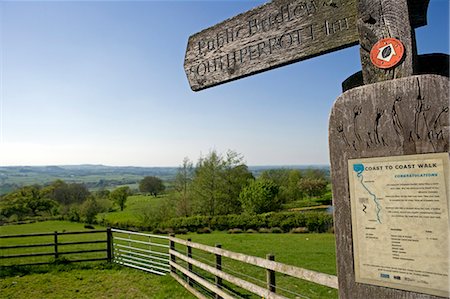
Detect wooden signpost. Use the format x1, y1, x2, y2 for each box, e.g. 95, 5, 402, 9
184, 0, 428, 91
184, 0, 449, 298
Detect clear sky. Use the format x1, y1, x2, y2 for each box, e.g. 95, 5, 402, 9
0, 0, 448, 167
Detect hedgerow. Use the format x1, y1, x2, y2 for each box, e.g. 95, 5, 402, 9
158, 211, 332, 233
100, 210, 333, 234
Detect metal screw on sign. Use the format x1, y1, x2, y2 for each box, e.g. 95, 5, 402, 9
370, 38, 405, 69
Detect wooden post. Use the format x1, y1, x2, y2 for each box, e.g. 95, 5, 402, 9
106, 227, 112, 262
215, 244, 222, 299
329, 75, 449, 299
266, 254, 276, 293
187, 238, 193, 286
357, 0, 417, 84
53, 231, 59, 260
170, 234, 176, 273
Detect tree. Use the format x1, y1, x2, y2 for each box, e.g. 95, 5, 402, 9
0, 185, 58, 219
260, 169, 290, 187
191, 150, 252, 216
43, 180, 90, 205
110, 186, 131, 211
297, 177, 328, 197
285, 170, 304, 201
138, 197, 176, 228
139, 176, 165, 196
174, 157, 194, 217
221, 152, 254, 214
239, 178, 280, 214
94, 189, 111, 199
80, 196, 101, 224
191, 151, 224, 216
302, 168, 329, 181
260, 169, 303, 202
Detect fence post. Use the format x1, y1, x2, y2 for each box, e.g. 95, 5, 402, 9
187, 238, 193, 286
215, 243, 222, 299
169, 234, 176, 273
266, 254, 276, 293
106, 227, 113, 262
54, 231, 59, 260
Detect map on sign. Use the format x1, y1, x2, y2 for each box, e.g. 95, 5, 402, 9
348, 153, 450, 298
352, 163, 382, 223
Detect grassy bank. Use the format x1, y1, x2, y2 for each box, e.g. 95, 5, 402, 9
1, 221, 337, 299
0, 221, 192, 299
97, 195, 159, 226
0, 266, 194, 299
0, 220, 100, 235
179, 232, 336, 275
174, 232, 337, 299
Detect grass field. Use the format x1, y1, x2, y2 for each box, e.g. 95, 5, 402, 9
0, 221, 194, 299
174, 232, 338, 299
180, 232, 336, 275
0, 221, 109, 266
1, 221, 338, 299
0, 220, 99, 235
98, 195, 162, 226
0, 265, 194, 299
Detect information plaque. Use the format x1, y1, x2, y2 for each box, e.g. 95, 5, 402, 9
348, 153, 449, 297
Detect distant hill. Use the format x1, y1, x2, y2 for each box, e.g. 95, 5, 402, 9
0, 164, 330, 195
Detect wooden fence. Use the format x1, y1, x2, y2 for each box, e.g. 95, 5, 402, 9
0, 228, 112, 266
169, 235, 338, 299
1, 228, 338, 298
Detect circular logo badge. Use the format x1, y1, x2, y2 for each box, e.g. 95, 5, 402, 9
370, 38, 405, 69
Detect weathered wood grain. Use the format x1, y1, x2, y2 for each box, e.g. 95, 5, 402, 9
357, 0, 417, 84
342, 53, 450, 92
170, 250, 288, 299
184, 0, 429, 91
329, 75, 449, 299
170, 272, 209, 299
170, 236, 339, 289
171, 261, 236, 299
185, 0, 359, 91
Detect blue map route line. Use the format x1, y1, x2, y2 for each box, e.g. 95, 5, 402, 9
353, 164, 382, 224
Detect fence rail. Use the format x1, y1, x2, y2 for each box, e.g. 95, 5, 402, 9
168, 235, 338, 299
0, 229, 112, 266
1, 228, 338, 299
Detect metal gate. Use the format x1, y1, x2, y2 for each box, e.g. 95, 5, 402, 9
111, 228, 170, 275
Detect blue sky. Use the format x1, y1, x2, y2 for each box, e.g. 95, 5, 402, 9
0, 0, 448, 167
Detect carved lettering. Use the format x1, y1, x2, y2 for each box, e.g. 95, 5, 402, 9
188, 24, 318, 77
185, 0, 359, 90
247, 1, 318, 37
325, 17, 350, 35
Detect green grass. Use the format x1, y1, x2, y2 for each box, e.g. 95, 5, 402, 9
98, 195, 163, 226
1, 221, 338, 299
0, 221, 192, 299
180, 232, 336, 274
0, 221, 109, 266
0, 221, 99, 235
0, 266, 194, 299
281, 187, 332, 210
172, 232, 338, 299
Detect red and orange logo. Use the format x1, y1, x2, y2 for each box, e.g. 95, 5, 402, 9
370, 38, 405, 69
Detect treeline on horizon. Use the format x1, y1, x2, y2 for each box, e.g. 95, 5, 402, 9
0, 150, 331, 231
0, 163, 329, 196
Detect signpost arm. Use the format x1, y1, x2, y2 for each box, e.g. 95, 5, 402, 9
357, 0, 417, 84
